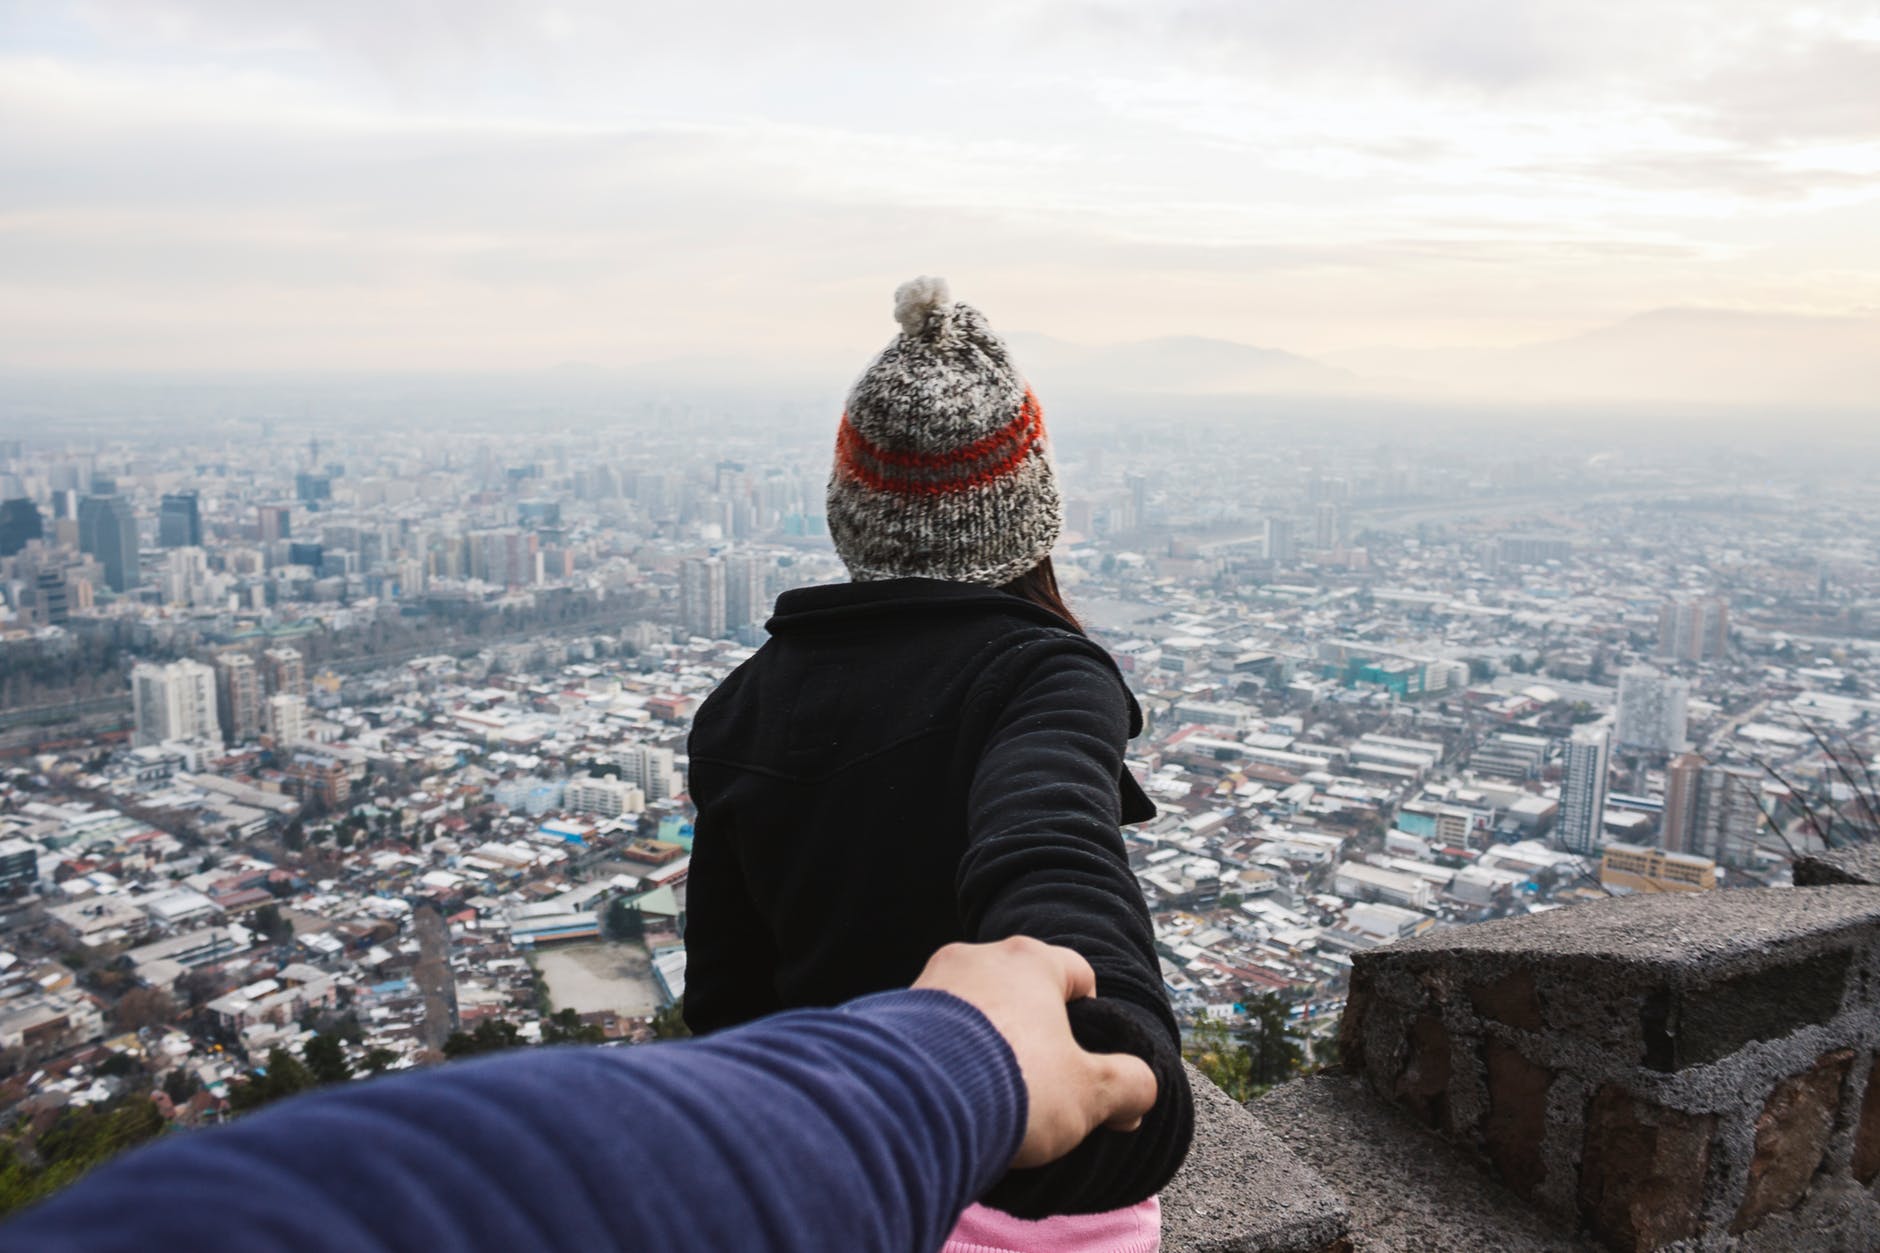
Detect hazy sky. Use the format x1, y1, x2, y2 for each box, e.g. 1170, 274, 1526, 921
2, 0, 1877, 375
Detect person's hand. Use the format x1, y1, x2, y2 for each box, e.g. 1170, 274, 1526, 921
912, 937, 1157, 1169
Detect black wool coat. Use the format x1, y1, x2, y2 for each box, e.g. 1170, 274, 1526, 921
683, 577, 1192, 1217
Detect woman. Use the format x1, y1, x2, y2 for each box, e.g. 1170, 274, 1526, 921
683, 277, 1192, 1251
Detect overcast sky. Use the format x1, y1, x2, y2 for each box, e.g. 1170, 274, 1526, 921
2, 0, 1877, 378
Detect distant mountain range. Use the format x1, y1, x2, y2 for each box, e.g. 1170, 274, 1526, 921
1327, 308, 1880, 409
29, 306, 1856, 416
1003, 332, 1358, 397
996, 308, 1879, 410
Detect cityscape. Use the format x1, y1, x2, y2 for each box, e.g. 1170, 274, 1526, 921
6, 0, 1880, 1242
1, 392, 1876, 1201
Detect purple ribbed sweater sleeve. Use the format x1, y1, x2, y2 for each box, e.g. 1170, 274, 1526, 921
0, 990, 1026, 1253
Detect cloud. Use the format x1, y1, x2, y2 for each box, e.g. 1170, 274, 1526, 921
0, 0, 1875, 388
1692, 34, 1880, 143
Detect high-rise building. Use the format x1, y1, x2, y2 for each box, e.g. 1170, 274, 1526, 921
256, 503, 292, 544
725, 554, 770, 633
263, 647, 307, 698
565, 775, 645, 818
681, 556, 727, 638
1615, 666, 1690, 753
77, 494, 139, 592
466, 528, 540, 587
1692, 764, 1763, 866
132, 659, 223, 748
158, 491, 202, 548
161, 546, 212, 607
1125, 472, 1149, 526
1263, 517, 1297, 564
1557, 726, 1611, 855
267, 692, 308, 747
1312, 502, 1348, 550
1657, 597, 1730, 661
295, 472, 332, 504
1661, 752, 1704, 854
619, 744, 679, 802
215, 654, 263, 746
0, 498, 43, 557
30, 569, 71, 625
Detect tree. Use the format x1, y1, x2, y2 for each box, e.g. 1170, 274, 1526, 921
606, 898, 644, 942
1183, 1017, 1254, 1102
302, 1034, 353, 1086
112, 987, 176, 1033
251, 904, 293, 945
650, 999, 691, 1041
361, 1047, 399, 1075
227, 1047, 314, 1113
1237, 993, 1305, 1091
541, 1008, 605, 1045
162, 1068, 200, 1104
178, 968, 227, 1011
0, 1095, 166, 1217
442, 1018, 525, 1059
95, 1052, 139, 1078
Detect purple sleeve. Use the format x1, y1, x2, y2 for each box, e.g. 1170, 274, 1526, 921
0, 990, 1025, 1253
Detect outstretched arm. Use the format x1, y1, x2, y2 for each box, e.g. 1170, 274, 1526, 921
0, 940, 1154, 1253
959, 644, 1194, 1216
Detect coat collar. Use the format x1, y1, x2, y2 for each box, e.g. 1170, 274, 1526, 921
766, 577, 1081, 636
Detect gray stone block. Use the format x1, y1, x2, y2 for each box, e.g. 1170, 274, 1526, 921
1794, 845, 1880, 888
1161, 1063, 1350, 1253
1337, 887, 1880, 1247
1248, 1072, 1597, 1251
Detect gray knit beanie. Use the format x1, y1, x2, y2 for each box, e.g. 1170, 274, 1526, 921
827, 277, 1062, 585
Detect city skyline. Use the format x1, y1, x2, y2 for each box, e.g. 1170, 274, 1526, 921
2, 1, 1877, 409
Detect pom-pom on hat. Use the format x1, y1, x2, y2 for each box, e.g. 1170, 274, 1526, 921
827, 277, 1062, 586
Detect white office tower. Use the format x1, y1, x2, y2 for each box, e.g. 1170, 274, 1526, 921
1557, 726, 1611, 855
565, 775, 646, 818
132, 659, 224, 748
267, 692, 309, 747
621, 745, 680, 802
161, 547, 212, 607
1615, 667, 1690, 753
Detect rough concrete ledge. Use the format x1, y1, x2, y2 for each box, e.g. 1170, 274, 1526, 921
1161, 1064, 1351, 1253
1794, 846, 1880, 888
1249, 1072, 1596, 1252
1340, 886, 1880, 1251
1370, 885, 1880, 973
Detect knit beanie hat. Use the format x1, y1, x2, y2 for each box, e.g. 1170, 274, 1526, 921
827, 277, 1062, 586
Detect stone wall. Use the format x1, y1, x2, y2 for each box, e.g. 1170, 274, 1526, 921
1337, 886, 1880, 1251
1794, 846, 1880, 888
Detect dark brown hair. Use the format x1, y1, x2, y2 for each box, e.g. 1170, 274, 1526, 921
1000, 555, 1082, 632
